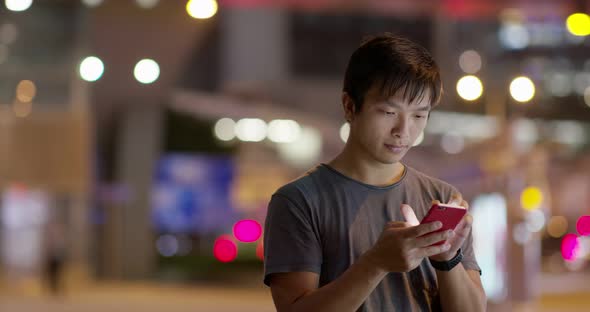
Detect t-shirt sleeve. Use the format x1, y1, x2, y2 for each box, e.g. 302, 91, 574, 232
263, 192, 323, 286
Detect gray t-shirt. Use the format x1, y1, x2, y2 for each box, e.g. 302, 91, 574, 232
263, 163, 481, 312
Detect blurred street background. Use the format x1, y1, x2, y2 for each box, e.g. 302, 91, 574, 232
1, 0, 590, 311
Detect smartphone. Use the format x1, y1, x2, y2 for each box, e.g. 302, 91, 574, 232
420, 203, 467, 245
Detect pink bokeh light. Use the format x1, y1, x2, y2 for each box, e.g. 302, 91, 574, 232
561, 233, 580, 262
213, 235, 238, 263
233, 219, 262, 243
576, 216, 590, 236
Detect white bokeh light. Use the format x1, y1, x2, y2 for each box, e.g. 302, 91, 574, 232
213, 118, 236, 141
510, 76, 535, 103
186, 0, 218, 19
81, 0, 103, 7
267, 119, 301, 143
277, 127, 322, 168
441, 133, 465, 154
79, 56, 105, 82
499, 23, 530, 50
134, 59, 160, 84
136, 0, 159, 9
412, 131, 424, 147
525, 209, 546, 233
235, 118, 267, 142
339, 123, 350, 143
5, 0, 33, 12
456, 75, 483, 101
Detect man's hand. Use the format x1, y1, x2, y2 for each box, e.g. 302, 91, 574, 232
429, 194, 473, 262
364, 205, 453, 273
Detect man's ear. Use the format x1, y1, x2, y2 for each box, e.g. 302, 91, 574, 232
342, 92, 356, 122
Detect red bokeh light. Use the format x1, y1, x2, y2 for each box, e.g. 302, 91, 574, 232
576, 216, 590, 236
561, 233, 580, 262
213, 235, 238, 263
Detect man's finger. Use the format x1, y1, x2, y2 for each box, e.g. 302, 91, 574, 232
407, 221, 443, 238
420, 243, 451, 258
386, 221, 410, 229
401, 204, 420, 226
448, 194, 463, 206
461, 199, 469, 210
414, 230, 454, 248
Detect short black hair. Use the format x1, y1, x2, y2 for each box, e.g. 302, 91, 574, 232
343, 33, 443, 112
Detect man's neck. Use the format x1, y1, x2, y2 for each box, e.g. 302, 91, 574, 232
328, 145, 405, 187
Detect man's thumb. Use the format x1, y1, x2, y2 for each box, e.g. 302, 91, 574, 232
401, 204, 420, 226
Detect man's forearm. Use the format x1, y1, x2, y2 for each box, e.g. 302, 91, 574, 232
287, 254, 387, 312
436, 264, 486, 312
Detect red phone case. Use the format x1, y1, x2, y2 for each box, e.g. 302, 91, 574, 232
420, 203, 467, 245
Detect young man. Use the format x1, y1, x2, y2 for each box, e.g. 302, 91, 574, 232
263, 33, 486, 312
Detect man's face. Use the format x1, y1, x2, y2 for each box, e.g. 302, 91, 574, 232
346, 85, 431, 165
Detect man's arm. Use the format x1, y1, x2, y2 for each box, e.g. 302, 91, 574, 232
268, 220, 452, 312
269, 253, 387, 312
437, 266, 486, 312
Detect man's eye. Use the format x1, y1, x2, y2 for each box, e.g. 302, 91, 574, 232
383, 111, 396, 115
415, 115, 427, 119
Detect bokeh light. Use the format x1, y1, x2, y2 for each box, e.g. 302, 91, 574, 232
267, 119, 301, 143
340, 123, 350, 143
545, 73, 572, 97
566, 13, 590, 37
276, 127, 322, 168
459, 50, 482, 74
499, 23, 530, 50
547, 216, 568, 238
134, 59, 160, 84
256, 241, 264, 261
5, 0, 33, 12
412, 131, 424, 147
186, 0, 218, 20
577, 216, 590, 236
513, 222, 532, 245
156, 234, 179, 257
214, 118, 236, 141
235, 118, 267, 142
561, 233, 581, 262
510, 76, 535, 103
233, 219, 262, 243
81, 0, 103, 7
136, 0, 159, 9
79, 56, 105, 82
520, 186, 543, 211
16, 80, 36, 103
213, 235, 238, 263
440, 133, 464, 154
525, 209, 546, 233
456, 75, 483, 101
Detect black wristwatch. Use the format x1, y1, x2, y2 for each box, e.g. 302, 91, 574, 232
429, 248, 463, 271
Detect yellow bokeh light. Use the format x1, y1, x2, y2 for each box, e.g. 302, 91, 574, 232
547, 216, 568, 238
456, 75, 483, 101
566, 13, 590, 37
16, 80, 36, 103
510, 76, 535, 103
186, 0, 218, 20
521, 186, 543, 211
